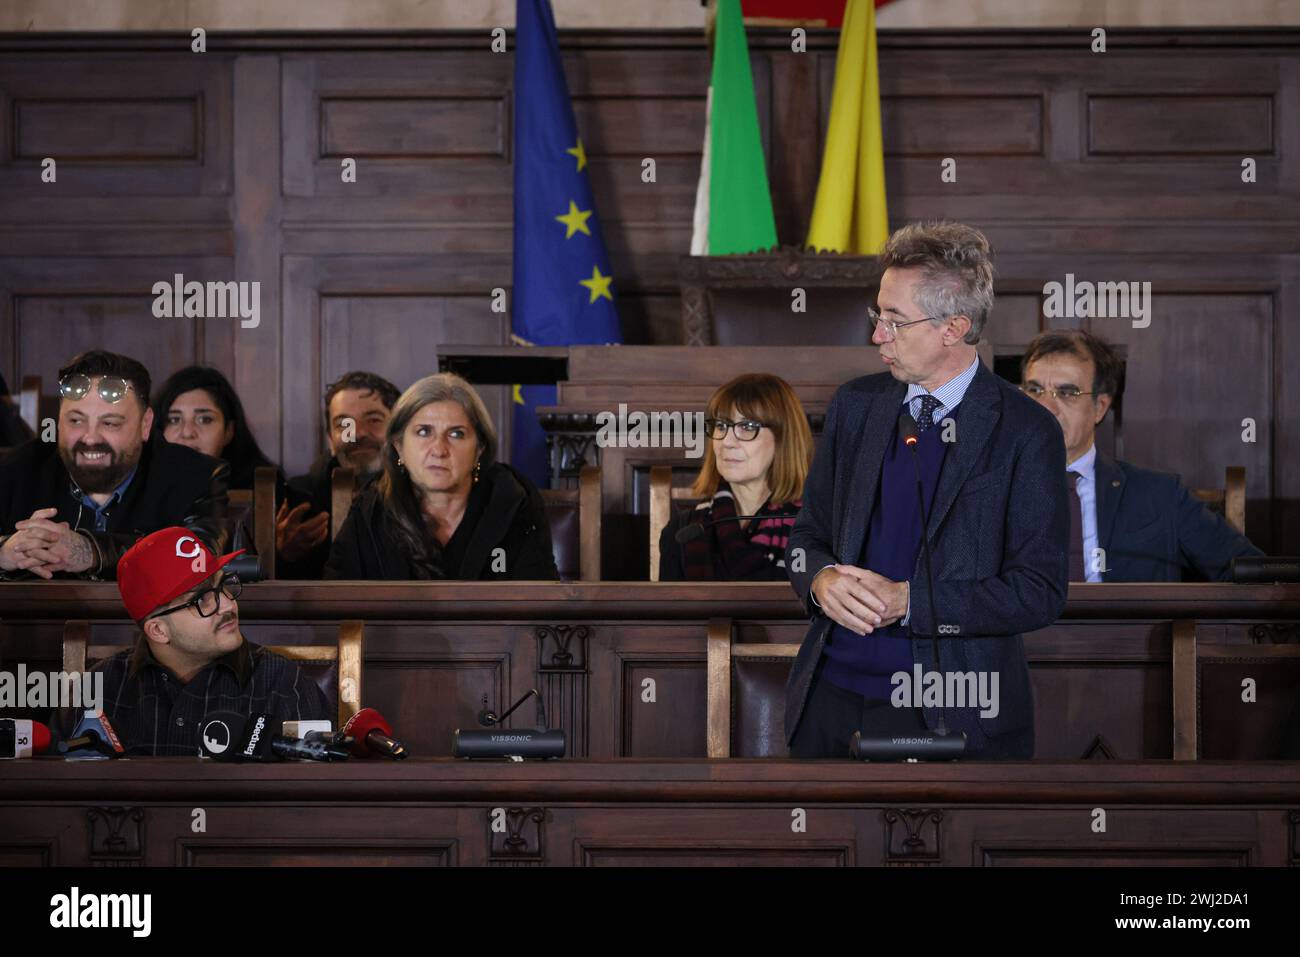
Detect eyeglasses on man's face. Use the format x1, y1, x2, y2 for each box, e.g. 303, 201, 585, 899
146, 574, 242, 622
1020, 384, 1097, 405
704, 418, 766, 441
59, 374, 137, 404
866, 306, 942, 341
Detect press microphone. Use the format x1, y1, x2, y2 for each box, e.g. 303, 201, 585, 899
57, 709, 125, 757
674, 513, 767, 544
198, 711, 350, 761
849, 410, 967, 760
455, 689, 565, 759
342, 707, 409, 759
0, 719, 52, 758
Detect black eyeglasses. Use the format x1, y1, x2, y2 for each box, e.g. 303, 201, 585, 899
59, 374, 136, 404
704, 418, 766, 441
866, 306, 942, 340
145, 574, 242, 621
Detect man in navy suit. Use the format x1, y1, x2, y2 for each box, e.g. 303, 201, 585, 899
1020, 329, 1263, 582
785, 222, 1069, 760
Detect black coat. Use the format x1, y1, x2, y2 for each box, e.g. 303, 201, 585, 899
323, 461, 558, 581
0, 436, 229, 580
658, 503, 792, 582
277, 451, 343, 580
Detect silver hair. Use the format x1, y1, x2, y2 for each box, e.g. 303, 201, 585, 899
880, 221, 995, 344
386, 373, 497, 465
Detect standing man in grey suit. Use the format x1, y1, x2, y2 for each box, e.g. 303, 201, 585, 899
785, 222, 1070, 760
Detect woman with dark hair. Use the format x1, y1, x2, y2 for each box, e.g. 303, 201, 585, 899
152, 366, 279, 490
324, 373, 557, 581
659, 373, 813, 581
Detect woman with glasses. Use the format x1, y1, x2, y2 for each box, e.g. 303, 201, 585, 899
658, 373, 813, 581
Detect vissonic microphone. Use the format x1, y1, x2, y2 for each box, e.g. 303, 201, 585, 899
342, 707, 409, 759
849, 411, 967, 761
0, 718, 52, 758
455, 689, 565, 759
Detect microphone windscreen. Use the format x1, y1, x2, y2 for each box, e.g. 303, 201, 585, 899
197, 711, 247, 761
898, 411, 919, 446
343, 707, 392, 739
343, 708, 401, 758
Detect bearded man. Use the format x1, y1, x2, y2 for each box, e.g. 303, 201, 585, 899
0, 350, 229, 580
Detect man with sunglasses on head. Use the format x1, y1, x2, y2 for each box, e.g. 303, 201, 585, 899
0, 350, 230, 580
1021, 329, 1263, 582
83, 527, 330, 756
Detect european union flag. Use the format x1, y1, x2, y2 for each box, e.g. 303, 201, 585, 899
511, 0, 622, 487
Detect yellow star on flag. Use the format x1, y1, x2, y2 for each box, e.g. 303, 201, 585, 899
566, 139, 587, 172
579, 265, 614, 304
512, 384, 525, 405
555, 200, 593, 239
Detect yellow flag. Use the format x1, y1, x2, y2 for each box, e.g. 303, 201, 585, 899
805, 0, 888, 254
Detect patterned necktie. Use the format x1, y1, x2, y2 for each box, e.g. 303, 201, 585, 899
1066, 469, 1086, 581
914, 395, 943, 433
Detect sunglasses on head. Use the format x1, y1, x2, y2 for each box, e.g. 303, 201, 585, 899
59, 374, 136, 404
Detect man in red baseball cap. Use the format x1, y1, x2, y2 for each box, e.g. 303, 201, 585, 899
90, 527, 331, 755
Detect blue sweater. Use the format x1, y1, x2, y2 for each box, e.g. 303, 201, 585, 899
820, 405, 957, 699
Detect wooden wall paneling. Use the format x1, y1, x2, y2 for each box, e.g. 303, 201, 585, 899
231, 53, 285, 468
0, 53, 234, 218
0, 255, 235, 425
279, 252, 511, 476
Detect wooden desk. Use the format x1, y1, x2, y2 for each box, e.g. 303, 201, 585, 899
2, 582, 1298, 761
2, 758, 1298, 866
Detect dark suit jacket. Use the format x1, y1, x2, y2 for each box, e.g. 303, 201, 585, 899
784, 360, 1070, 758
1094, 455, 1263, 582
0, 437, 229, 580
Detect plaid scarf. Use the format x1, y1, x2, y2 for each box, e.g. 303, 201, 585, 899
681, 487, 802, 580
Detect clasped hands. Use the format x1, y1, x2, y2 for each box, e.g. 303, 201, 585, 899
810, 564, 909, 636
0, 508, 95, 579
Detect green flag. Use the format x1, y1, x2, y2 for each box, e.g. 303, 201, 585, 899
690, 0, 778, 256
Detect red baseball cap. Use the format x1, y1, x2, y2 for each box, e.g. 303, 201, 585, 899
117, 527, 245, 622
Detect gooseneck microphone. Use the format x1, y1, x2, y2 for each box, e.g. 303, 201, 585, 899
455, 689, 565, 759
342, 707, 409, 759
851, 410, 967, 761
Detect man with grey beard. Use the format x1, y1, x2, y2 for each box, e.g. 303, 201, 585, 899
0, 350, 229, 580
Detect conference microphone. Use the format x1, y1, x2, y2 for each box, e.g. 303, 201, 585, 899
852, 410, 967, 761
57, 709, 125, 757
0, 718, 52, 759
674, 513, 767, 545
456, 689, 565, 759
1231, 556, 1300, 583
197, 711, 350, 761
851, 729, 970, 761
342, 707, 409, 759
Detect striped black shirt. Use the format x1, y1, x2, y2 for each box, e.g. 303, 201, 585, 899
90, 637, 333, 756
